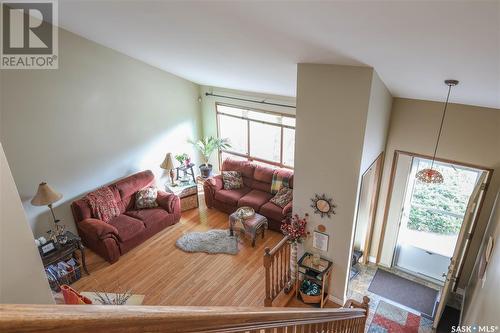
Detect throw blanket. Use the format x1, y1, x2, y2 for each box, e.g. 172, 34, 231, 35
271, 171, 290, 194
85, 186, 120, 223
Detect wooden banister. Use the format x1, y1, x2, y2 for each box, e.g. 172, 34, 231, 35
263, 236, 291, 307
0, 304, 368, 333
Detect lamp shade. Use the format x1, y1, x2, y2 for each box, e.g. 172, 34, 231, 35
160, 152, 175, 170
31, 182, 63, 206
416, 168, 444, 184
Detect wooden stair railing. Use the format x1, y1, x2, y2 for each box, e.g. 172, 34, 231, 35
263, 235, 292, 307
0, 300, 370, 333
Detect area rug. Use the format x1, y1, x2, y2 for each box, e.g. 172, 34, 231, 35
368, 269, 438, 317
368, 300, 433, 333
175, 229, 239, 255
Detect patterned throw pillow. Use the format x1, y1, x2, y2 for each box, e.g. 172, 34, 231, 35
135, 186, 159, 209
222, 171, 243, 190
270, 186, 293, 208
271, 171, 290, 194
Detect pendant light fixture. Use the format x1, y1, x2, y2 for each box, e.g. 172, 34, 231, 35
415, 79, 459, 184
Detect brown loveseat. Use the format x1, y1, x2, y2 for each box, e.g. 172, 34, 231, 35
71, 170, 181, 263
203, 159, 293, 231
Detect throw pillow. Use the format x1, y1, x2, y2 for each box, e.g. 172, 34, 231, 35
270, 186, 293, 208
271, 171, 290, 194
222, 171, 243, 190
135, 186, 159, 209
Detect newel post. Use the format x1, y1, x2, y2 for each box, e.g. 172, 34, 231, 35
264, 247, 272, 307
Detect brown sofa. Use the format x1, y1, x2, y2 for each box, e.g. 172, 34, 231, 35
203, 159, 293, 231
71, 170, 181, 263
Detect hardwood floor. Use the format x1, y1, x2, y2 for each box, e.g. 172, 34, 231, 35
72, 195, 283, 307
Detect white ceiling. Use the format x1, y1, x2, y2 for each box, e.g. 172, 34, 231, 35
58, 1, 500, 109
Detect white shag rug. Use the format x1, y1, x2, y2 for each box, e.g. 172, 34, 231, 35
175, 229, 239, 255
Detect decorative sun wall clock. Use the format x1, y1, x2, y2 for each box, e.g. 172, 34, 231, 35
310, 193, 336, 218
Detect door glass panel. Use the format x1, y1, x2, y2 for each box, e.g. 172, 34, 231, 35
395, 157, 482, 281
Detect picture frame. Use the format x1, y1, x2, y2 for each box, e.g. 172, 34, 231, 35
38, 240, 57, 256
312, 231, 329, 252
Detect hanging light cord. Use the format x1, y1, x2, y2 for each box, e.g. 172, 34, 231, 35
430, 83, 453, 169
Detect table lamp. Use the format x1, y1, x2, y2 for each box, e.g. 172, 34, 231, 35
160, 152, 175, 185
31, 182, 63, 231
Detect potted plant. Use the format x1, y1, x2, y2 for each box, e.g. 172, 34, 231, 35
190, 136, 231, 178
175, 153, 190, 167
281, 213, 309, 292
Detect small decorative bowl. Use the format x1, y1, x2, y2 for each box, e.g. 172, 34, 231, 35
235, 206, 255, 220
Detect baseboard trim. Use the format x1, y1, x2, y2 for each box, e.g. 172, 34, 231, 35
368, 256, 377, 263
329, 294, 345, 307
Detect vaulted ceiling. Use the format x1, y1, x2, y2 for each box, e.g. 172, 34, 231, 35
59, 0, 500, 109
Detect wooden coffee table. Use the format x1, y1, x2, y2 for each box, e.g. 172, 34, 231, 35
229, 211, 268, 247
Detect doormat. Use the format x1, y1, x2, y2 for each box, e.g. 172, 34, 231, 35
368, 300, 433, 333
368, 269, 438, 317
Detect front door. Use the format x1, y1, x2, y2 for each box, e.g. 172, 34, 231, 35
432, 170, 487, 328
394, 157, 483, 282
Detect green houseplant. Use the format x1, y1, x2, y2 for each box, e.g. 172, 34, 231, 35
190, 136, 231, 178
175, 153, 190, 166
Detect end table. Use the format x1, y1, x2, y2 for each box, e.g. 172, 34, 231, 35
165, 181, 199, 212
295, 252, 333, 308
41, 231, 89, 275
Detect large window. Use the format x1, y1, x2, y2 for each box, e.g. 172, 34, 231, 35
216, 103, 295, 168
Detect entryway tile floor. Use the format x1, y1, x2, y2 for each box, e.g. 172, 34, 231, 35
347, 263, 441, 332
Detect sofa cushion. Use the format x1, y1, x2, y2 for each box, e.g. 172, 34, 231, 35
215, 187, 251, 206
251, 165, 274, 193
238, 190, 273, 211
254, 165, 274, 183
107, 214, 146, 242
222, 171, 243, 190
114, 170, 155, 200
125, 208, 176, 229
222, 159, 255, 187
259, 202, 285, 223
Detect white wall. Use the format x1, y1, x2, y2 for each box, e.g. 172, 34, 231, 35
371, 98, 500, 287
0, 143, 54, 304
1, 28, 203, 237
462, 191, 500, 327
294, 64, 374, 304
360, 71, 392, 173
199, 85, 295, 171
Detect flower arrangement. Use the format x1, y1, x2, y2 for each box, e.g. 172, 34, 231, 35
175, 153, 191, 166
281, 213, 309, 244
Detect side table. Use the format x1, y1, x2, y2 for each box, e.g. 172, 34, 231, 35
295, 252, 333, 308
165, 181, 199, 212
41, 231, 89, 275
229, 211, 268, 247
